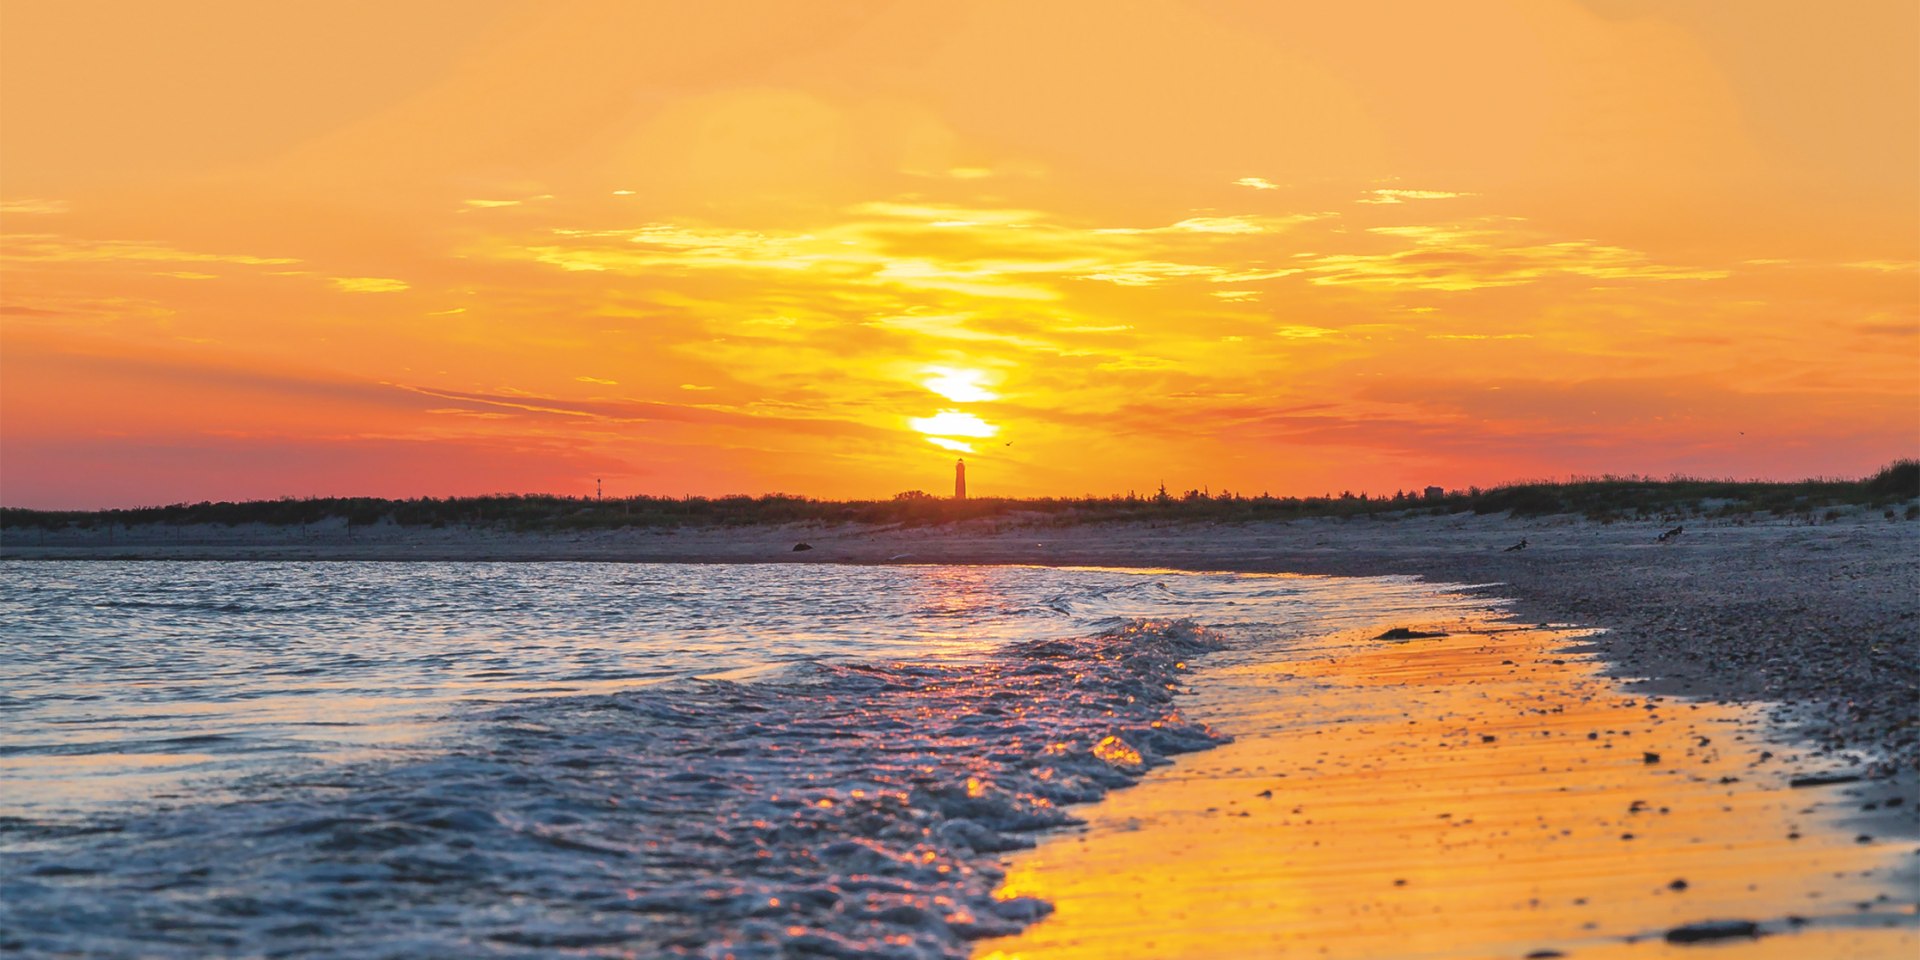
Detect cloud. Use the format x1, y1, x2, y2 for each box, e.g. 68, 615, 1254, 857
1852, 315, 1917, 337
1356, 188, 1473, 204
575, 375, 619, 385
0, 234, 298, 265
1170, 216, 1268, 234
850, 201, 1042, 225
869, 259, 1062, 300
1096, 213, 1320, 236
864, 312, 1063, 352
397, 384, 893, 440
0, 198, 70, 214
330, 277, 411, 293
1233, 177, 1279, 190
1078, 261, 1222, 286
13, 344, 433, 411
1298, 227, 1728, 291
1275, 325, 1338, 339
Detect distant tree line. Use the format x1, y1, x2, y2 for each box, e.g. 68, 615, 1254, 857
3, 460, 1914, 533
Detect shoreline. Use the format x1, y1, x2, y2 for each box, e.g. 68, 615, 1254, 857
7, 511, 1916, 774
980, 609, 1918, 959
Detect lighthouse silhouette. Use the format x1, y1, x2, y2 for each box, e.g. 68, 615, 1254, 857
954, 458, 967, 500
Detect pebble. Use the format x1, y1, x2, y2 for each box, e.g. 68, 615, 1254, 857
1663, 919, 1759, 943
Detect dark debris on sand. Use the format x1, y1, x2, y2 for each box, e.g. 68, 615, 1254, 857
1254, 519, 1920, 777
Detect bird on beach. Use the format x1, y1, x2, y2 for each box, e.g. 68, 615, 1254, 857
1504, 538, 1528, 552
1657, 526, 1684, 543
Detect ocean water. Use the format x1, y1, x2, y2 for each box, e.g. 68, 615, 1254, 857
0, 560, 1477, 958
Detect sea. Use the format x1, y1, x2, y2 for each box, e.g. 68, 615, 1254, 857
0, 560, 1478, 959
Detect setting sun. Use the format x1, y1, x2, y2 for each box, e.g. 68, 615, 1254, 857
910, 410, 1001, 443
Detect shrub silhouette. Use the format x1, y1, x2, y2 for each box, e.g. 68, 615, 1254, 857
4, 462, 1914, 534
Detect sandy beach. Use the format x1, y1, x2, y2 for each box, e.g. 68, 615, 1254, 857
978, 615, 1916, 959
7, 511, 1916, 956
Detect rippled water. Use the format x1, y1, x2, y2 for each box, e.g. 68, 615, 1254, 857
0, 560, 1477, 958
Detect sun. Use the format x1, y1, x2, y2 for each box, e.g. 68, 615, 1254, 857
910, 409, 999, 452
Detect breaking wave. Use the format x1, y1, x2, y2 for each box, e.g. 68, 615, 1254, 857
1, 620, 1228, 959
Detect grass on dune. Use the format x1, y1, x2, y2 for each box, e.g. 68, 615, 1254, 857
4, 461, 1916, 534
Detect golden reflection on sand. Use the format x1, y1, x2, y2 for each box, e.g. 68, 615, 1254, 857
978, 617, 1917, 959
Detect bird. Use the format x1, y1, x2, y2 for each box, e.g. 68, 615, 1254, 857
1504, 538, 1528, 552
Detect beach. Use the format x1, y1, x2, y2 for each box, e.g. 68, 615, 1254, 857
977, 617, 1916, 959
4, 512, 1916, 957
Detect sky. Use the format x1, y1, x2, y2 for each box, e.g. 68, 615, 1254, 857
2, 0, 1915, 508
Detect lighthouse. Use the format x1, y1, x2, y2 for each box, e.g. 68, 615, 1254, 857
954, 458, 967, 500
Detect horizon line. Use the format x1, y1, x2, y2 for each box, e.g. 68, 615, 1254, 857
4, 460, 1913, 514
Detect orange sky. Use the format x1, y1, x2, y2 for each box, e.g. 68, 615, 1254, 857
2, 0, 1915, 508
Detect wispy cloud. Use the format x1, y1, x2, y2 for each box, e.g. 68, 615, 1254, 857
1096, 213, 1321, 236
397, 383, 893, 440
330, 277, 411, 293
1357, 188, 1473, 205
1233, 177, 1279, 191
0, 234, 298, 265
1300, 226, 1727, 291
850, 201, 1043, 225
0, 198, 70, 215
1275, 325, 1339, 339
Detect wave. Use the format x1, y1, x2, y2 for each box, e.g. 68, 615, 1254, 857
86, 598, 321, 615
0, 619, 1231, 958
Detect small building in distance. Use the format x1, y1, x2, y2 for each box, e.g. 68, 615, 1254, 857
1423, 485, 1445, 500
955, 459, 967, 500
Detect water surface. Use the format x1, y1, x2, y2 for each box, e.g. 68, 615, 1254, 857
0, 560, 1475, 958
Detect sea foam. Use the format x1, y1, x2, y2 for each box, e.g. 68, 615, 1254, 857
1, 620, 1227, 958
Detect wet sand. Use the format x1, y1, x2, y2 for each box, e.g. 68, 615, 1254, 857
977, 612, 1918, 959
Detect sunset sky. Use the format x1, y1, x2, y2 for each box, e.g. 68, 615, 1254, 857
2, 0, 1915, 508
